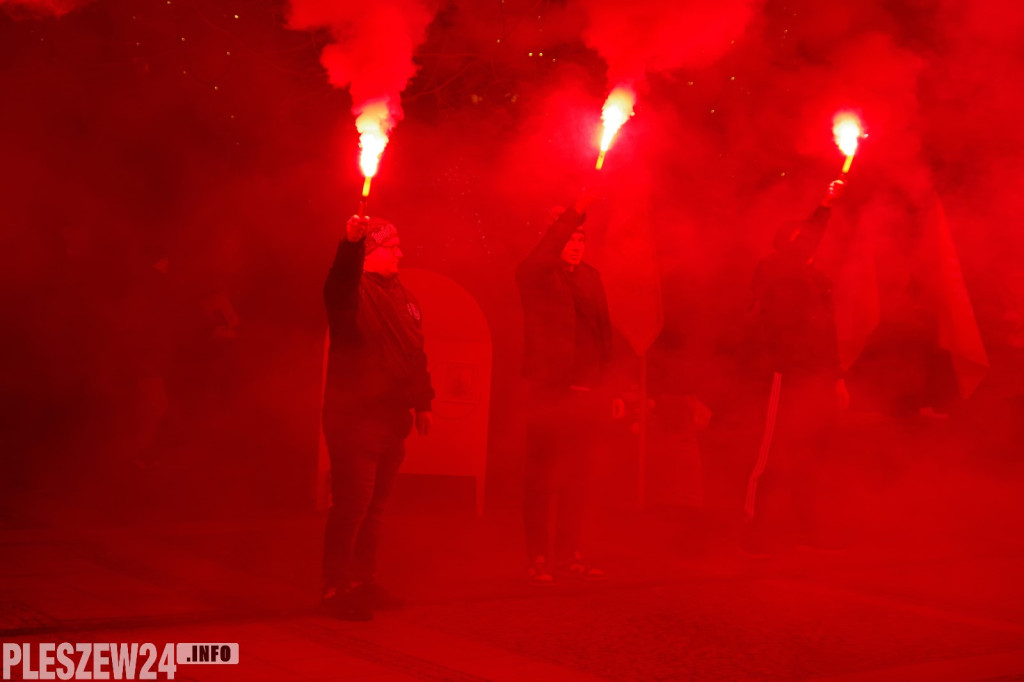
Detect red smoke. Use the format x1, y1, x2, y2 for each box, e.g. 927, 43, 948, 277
0, 0, 90, 18
3, 0, 1023, 540
286, 0, 439, 122
574, 0, 762, 86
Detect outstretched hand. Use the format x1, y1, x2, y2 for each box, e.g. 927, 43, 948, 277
822, 179, 846, 207
346, 214, 369, 243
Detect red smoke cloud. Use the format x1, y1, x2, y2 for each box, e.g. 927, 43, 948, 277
0, 0, 90, 18
286, 0, 439, 122
574, 0, 762, 86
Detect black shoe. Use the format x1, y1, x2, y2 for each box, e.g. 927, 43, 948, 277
321, 587, 373, 621
527, 556, 555, 586
354, 581, 405, 611
555, 552, 607, 581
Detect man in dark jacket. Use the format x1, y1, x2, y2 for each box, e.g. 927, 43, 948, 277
744, 180, 849, 556
516, 191, 613, 584
321, 214, 433, 620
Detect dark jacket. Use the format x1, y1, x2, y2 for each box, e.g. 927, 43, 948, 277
323, 238, 433, 417
752, 205, 841, 378
516, 208, 613, 388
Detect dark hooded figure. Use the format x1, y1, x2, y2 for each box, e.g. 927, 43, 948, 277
744, 180, 850, 556
515, 190, 614, 585
321, 214, 434, 620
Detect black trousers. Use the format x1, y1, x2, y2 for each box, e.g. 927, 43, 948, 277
524, 385, 604, 563
322, 408, 411, 588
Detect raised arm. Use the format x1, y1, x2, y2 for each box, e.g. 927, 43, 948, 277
516, 205, 586, 278
800, 179, 845, 251
324, 215, 370, 305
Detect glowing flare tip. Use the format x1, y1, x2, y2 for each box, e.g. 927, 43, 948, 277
356, 102, 392, 181
596, 86, 636, 169
832, 113, 862, 173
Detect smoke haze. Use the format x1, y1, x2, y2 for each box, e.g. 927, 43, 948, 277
286, 0, 440, 121
0, 0, 91, 18
0, 0, 1021, 570
576, 0, 763, 86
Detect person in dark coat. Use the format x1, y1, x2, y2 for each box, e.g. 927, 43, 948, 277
321, 214, 433, 620
744, 180, 850, 556
516, 190, 614, 584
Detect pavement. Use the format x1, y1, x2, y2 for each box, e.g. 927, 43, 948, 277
4, 431, 1024, 680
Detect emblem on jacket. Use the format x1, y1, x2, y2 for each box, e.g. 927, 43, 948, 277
407, 302, 421, 322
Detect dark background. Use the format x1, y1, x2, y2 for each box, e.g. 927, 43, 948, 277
2, 0, 1022, 525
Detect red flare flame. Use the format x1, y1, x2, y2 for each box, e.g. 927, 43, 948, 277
600, 86, 636, 152
833, 112, 862, 159
357, 101, 391, 182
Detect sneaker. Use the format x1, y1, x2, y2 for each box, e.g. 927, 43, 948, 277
320, 584, 339, 606
557, 552, 606, 581
321, 585, 373, 621
354, 581, 405, 611
527, 556, 554, 586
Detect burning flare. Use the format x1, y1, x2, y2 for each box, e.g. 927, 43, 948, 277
596, 86, 636, 170
356, 101, 393, 198
832, 112, 862, 175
